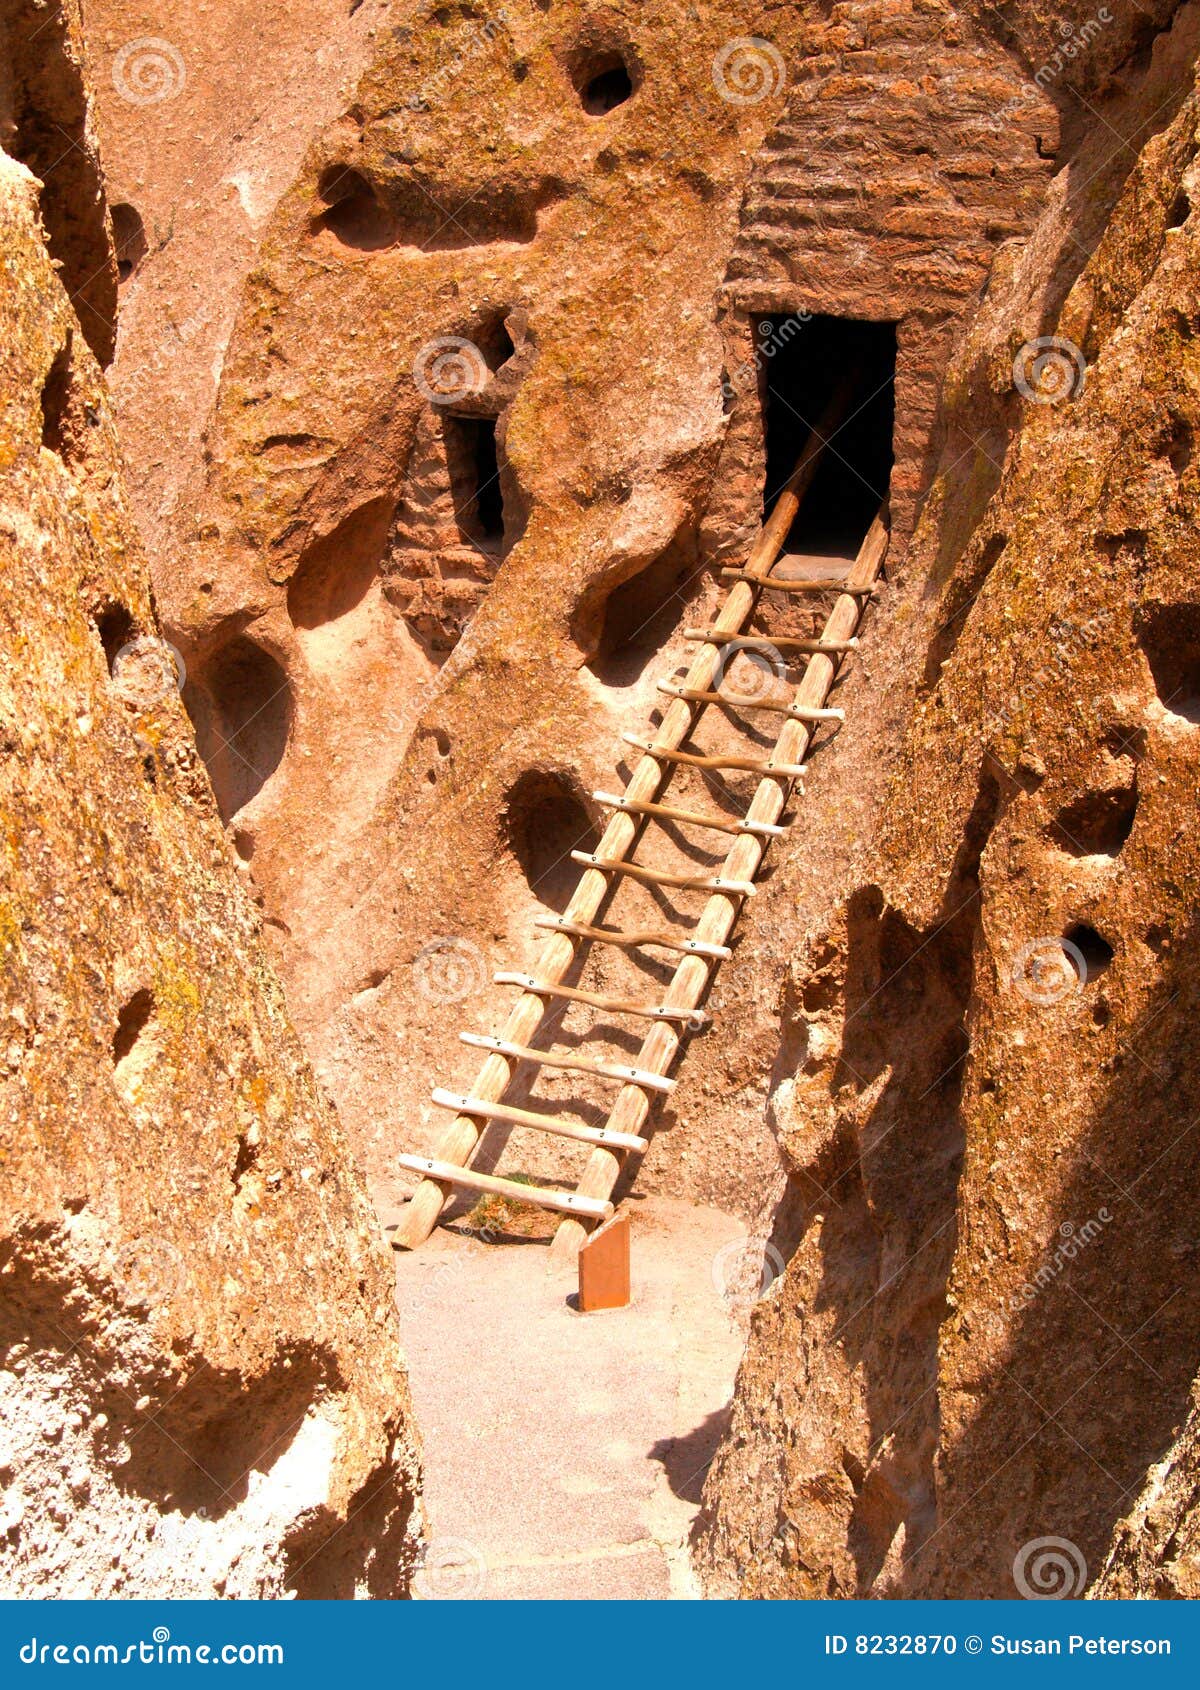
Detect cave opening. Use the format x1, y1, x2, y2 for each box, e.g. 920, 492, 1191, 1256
581, 536, 700, 686
474, 308, 517, 372
575, 54, 634, 115
504, 771, 598, 912
111, 203, 148, 283
757, 313, 896, 562
1064, 924, 1115, 982
445, 415, 506, 552
1136, 601, 1200, 723
183, 636, 292, 824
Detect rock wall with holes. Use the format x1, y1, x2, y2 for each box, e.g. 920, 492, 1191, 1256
0, 2, 423, 1596
149, 0, 832, 1204
134, 0, 1070, 1216
723, 0, 1059, 540
694, 0, 1200, 1599
83, 0, 1195, 1236
79, 0, 393, 559
34, 0, 1200, 1601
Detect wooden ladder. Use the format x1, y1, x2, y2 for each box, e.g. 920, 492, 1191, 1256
395, 389, 890, 1259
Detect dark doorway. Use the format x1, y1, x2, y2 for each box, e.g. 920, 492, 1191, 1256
757, 314, 896, 561
445, 415, 506, 552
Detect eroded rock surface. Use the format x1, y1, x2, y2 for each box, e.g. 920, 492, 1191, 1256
125, 0, 1100, 1234
25, 0, 1200, 1603
695, 0, 1200, 1600
0, 0, 422, 1597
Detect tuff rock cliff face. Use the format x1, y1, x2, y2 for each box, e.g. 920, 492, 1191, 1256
96, 0, 1113, 1224
14, 0, 1200, 1602
0, 0, 422, 1597
695, 0, 1200, 1600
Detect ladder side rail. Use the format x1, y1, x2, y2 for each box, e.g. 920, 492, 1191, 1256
550, 509, 890, 1257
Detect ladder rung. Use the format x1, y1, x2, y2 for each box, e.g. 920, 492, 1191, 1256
592, 789, 785, 838
460, 1032, 676, 1093
571, 851, 756, 898
622, 734, 807, 779
656, 682, 844, 723
398, 1154, 613, 1220
720, 570, 879, 596
494, 972, 711, 1028
683, 628, 859, 654
431, 1089, 648, 1153
534, 914, 732, 962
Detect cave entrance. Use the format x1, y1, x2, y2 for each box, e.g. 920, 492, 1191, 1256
183, 636, 291, 824
445, 415, 506, 553
504, 771, 598, 913
757, 314, 896, 563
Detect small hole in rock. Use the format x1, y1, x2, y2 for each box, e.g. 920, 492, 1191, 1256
113, 989, 154, 1066
1064, 924, 1114, 982
575, 53, 634, 115
1168, 189, 1190, 229
40, 338, 76, 459
1136, 601, 1200, 723
94, 603, 135, 674
111, 202, 148, 282
311, 166, 394, 250
1164, 415, 1195, 477
1094, 527, 1147, 561
232, 1131, 259, 1191
1051, 779, 1137, 858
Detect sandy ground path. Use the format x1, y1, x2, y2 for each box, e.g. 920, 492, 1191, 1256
390, 1196, 752, 1599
